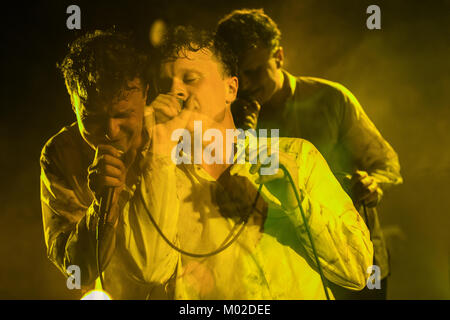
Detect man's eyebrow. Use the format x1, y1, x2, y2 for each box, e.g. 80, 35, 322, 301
116, 104, 135, 111
182, 67, 203, 73
123, 85, 141, 91
160, 68, 204, 80
113, 85, 142, 101
175, 65, 206, 74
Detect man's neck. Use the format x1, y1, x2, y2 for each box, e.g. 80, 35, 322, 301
200, 113, 236, 180
202, 162, 231, 180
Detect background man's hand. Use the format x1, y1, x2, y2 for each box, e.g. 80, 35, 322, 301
231, 98, 261, 130
349, 170, 383, 208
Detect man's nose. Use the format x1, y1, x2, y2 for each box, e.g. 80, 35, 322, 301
170, 79, 187, 100
105, 118, 120, 142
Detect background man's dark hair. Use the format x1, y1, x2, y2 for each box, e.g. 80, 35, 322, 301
216, 8, 281, 59
158, 25, 237, 78
58, 29, 148, 104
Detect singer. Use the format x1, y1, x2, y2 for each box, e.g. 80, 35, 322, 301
40, 30, 150, 293
144, 26, 373, 299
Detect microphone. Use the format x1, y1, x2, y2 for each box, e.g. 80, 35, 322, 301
176, 97, 185, 109
98, 187, 115, 227
231, 98, 261, 130
97, 145, 124, 227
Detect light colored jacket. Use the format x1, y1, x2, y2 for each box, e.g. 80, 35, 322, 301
40, 123, 373, 299
255, 71, 403, 278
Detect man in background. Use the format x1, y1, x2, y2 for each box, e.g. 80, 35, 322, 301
216, 8, 403, 299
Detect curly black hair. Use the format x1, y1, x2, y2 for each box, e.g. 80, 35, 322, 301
158, 25, 238, 77
216, 8, 281, 59
58, 29, 148, 104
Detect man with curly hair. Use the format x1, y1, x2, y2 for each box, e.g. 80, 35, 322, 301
40, 30, 152, 297
216, 8, 403, 299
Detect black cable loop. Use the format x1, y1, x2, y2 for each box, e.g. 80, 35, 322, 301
136, 184, 263, 258
96, 166, 330, 300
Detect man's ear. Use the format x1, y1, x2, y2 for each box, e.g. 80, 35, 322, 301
274, 47, 284, 69
225, 76, 239, 104
144, 83, 151, 105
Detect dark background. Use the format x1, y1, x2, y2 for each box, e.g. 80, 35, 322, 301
1, 0, 449, 299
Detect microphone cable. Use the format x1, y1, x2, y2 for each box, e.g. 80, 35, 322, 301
96, 166, 330, 299
280, 163, 331, 300
96, 188, 114, 291
136, 184, 263, 258
96, 210, 106, 291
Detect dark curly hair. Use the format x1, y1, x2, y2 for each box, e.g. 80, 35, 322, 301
158, 25, 237, 77
58, 29, 148, 104
216, 8, 281, 59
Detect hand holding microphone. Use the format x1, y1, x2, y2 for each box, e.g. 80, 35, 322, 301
146, 92, 224, 158
231, 97, 261, 130
348, 170, 383, 208
87, 144, 130, 227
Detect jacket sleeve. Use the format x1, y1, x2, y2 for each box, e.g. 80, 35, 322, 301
282, 139, 374, 290
40, 143, 115, 287
338, 85, 403, 189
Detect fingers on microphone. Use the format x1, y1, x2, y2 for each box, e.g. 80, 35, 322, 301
88, 173, 122, 190
247, 100, 261, 113
153, 101, 180, 118
154, 94, 182, 112
97, 144, 124, 158
92, 154, 126, 172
